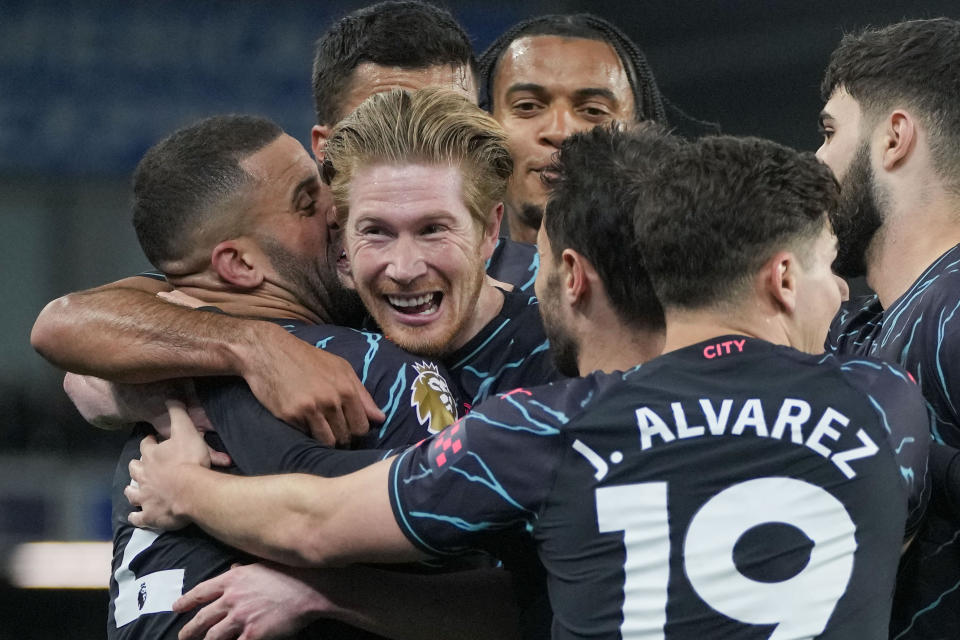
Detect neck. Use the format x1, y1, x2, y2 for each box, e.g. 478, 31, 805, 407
867, 195, 960, 307
448, 281, 506, 352
167, 276, 324, 324
578, 327, 664, 375
660, 304, 787, 355
508, 213, 538, 244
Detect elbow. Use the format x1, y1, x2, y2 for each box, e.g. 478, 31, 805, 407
31, 296, 73, 365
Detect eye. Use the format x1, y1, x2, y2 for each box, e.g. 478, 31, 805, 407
817, 124, 834, 142
421, 224, 447, 235
580, 104, 613, 120
512, 99, 544, 116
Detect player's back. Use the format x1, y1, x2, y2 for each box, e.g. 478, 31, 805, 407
539, 337, 928, 639
390, 337, 929, 638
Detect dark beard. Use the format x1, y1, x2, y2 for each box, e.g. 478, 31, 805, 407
516, 203, 545, 230
831, 145, 884, 279
259, 236, 365, 327
540, 272, 580, 377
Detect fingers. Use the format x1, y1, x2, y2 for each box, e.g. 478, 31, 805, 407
208, 449, 233, 468
174, 576, 225, 613
351, 378, 384, 434
306, 403, 348, 447
202, 615, 244, 640
178, 600, 230, 640
167, 399, 201, 442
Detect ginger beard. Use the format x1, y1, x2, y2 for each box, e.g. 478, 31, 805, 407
343, 163, 492, 358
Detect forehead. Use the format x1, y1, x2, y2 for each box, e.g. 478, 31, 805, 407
348, 163, 469, 218
822, 86, 863, 126
340, 62, 478, 118
240, 133, 317, 193
494, 35, 633, 103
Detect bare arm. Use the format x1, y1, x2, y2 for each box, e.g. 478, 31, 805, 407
175, 563, 521, 640
32, 277, 382, 444
126, 402, 421, 567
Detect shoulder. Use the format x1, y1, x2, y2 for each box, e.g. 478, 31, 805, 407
469, 372, 620, 433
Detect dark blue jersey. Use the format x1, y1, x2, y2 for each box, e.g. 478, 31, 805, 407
444, 288, 562, 411
826, 244, 960, 639
391, 337, 930, 639
486, 237, 539, 294
108, 319, 457, 639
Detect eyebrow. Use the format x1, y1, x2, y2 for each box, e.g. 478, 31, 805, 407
291, 174, 319, 205
818, 110, 832, 125
505, 83, 620, 104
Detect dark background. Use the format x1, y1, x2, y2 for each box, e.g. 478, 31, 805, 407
1, 0, 957, 635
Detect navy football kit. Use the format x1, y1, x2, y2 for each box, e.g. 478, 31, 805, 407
827, 244, 960, 639
444, 288, 561, 410
108, 319, 458, 639
391, 337, 930, 639
487, 237, 539, 293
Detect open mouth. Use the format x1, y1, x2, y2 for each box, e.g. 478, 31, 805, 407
386, 292, 442, 316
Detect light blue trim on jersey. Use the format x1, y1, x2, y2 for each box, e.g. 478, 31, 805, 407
447, 451, 533, 514
378, 366, 408, 441
866, 395, 892, 434
516, 396, 570, 425
519, 252, 539, 292
466, 408, 560, 436
314, 337, 334, 349
935, 299, 960, 419
406, 511, 507, 533
892, 578, 960, 640
402, 463, 433, 483
390, 449, 449, 556
896, 437, 916, 454
360, 331, 382, 385
899, 317, 924, 364
465, 339, 551, 405
451, 319, 511, 370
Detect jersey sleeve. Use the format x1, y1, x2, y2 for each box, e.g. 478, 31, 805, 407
840, 359, 932, 536
196, 377, 387, 478
388, 389, 566, 556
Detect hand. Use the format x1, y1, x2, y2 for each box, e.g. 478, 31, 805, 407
158, 290, 208, 309
239, 325, 384, 446
126, 400, 211, 530
175, 563, 323, 640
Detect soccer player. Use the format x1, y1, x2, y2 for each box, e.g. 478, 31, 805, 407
97, 114, 463, 640
29, 1, 534, 445
817, 18, 960, 639
127, 127, 930, 639
323, 87, 560, 411
478, 13, 668, 244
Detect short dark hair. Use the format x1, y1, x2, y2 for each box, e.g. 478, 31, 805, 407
132, 115, 283, 272
312, 1, 477, 126
543, 125, 673, 331
478, 14, 668, 125
822, 18, 960, 185
638, 136, 839, 309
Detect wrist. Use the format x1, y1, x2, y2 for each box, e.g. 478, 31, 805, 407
227, 319, 282, 378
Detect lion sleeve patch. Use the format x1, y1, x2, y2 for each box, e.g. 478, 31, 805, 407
410, 362, 458, 434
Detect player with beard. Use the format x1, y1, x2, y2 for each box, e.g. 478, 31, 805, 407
31, 0, 536, 446
817, 19, 960, 638
126, 128, 929, 640
477, 13, 669, 245
86, 115, 470, 640
324, 88, 561, 410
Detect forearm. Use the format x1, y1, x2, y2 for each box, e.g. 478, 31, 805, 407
304, 565, 522, 640
32, 282, 273, 382
163, 460, 415, 567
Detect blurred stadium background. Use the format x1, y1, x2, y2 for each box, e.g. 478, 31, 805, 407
1, 0, 957, 636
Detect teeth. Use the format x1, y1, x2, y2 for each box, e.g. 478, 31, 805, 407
387, 293, 435, 308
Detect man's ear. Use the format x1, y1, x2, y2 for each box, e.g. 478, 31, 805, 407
311, 125, 332, 163
879, 110, 917, 171
480, 203, 503, 262
763, 250, 798, 314
210, 240, 264, 289
561, 248, 593, 307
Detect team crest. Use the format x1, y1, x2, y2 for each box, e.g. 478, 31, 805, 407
410, 362, 457, 434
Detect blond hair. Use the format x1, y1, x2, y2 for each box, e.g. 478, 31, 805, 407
323, 87, 513, 229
